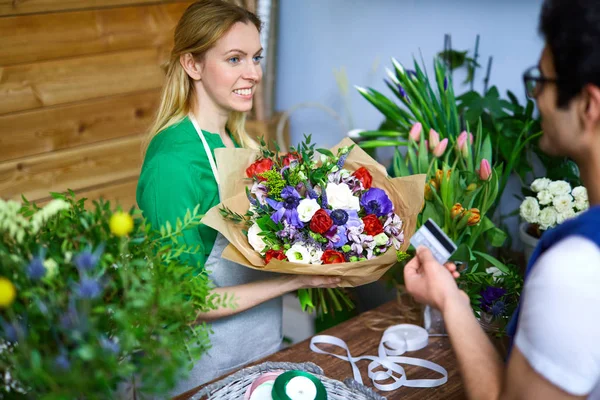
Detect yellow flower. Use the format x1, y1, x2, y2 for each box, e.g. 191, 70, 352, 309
467, 208, 481, 226
0, 277, 16, 308
109, 212, 134, 237
466, 183, 478, 192
451, 203, 465, 220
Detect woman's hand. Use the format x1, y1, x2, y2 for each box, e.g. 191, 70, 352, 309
290, 275, 342, 290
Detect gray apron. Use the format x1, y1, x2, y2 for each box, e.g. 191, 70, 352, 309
166, 116, 283, 395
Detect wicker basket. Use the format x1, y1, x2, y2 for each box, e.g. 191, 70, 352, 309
188, 361, 386, 400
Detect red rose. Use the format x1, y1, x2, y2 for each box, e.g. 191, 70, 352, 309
309, 209, 333, 234
353, 167, 373, 189
265, 249, 286, 264
246, 158, 274, 181
321, 249, 345, 264
282, 151, 302, 167
362, 214, 384, 236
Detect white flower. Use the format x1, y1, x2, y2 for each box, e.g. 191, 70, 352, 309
537, 190, 553, 206
548, 180, 571, 196
308, 246, 324, 265
297, 198, 320, 222
556, 208, 576, 225
373, 232, 389, 246
575, 199, 589, 211
486, 266, 505, 279
247, 223, 267, 253
531, 178, 551, 192
520, 197, 540, 223
552, 194, 574, 214
572, 186, 588, 202
326, 183, 360, 211
43, 259, 59, 278
538, 207, 558, 230
285, 244, 311, 264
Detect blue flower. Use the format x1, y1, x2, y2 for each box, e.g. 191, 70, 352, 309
267, 186, 304, 228
480, 286, 506, 312
325, 225, 348, 248
360, 188, 394, 216
491, 301, 507, 318
100, 336, 120, 354
336, 153, 349, 169
55, 354, 71, 371
74, 245, 104, 271
75, 278, 102, 300
443, 77, 448, 91
27, 257, 46, 280
330, 209, 349, 226
397, 84, 407, 98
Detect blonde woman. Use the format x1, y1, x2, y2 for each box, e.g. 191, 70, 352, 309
136, 0, 340, 394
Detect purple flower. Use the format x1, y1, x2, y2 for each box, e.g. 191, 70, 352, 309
251, 182, 269, 206
267, 186, 304, 228
75, 277, 102, 300
345, 210, 364, 231
74, 244, 103, 271
100, 336, 120, 354
407, 69, 418, 79
27, 257, 46, 280
276, 220, 299, 241
55, 354, 71, 371
1, 320, 18, 342
325, 225, 348, 248
384, 214, 404, 249
305, 181, 319, 200
360, 188, 394, 216
397, 84, 407, 98
480, 286, 506, 312
330, 209, 349, 226
60, 301, 81, 330
336, 153, 349, 169
443, 77, 448, 91
491, 301, 507, 318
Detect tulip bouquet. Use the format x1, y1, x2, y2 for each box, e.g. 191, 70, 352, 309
355, 56, 521, 328
202, 136, 425, 316
0, 194, 217, 398
520, 178, 589, 237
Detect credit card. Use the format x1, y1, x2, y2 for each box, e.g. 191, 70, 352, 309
410, 219, 457, 264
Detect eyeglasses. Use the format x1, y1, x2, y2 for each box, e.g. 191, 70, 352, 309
523, 66, 558, 99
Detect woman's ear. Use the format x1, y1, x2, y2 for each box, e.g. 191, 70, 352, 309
180, 53, 202, 81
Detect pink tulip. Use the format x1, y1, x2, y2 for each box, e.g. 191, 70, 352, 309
428, 129, 440, 152
433, 138, 448, 157
457, 131, 474, 158
478, 159, 492, 181
408, 122, 422, 142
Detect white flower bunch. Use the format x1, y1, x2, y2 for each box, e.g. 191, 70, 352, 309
520, 178, 588, 231
0, 199, 71, 243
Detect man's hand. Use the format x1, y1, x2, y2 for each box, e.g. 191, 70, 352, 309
404, 246, 468, 313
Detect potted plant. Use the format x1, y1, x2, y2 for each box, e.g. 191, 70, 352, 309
519, 178, 589, 263
0, 193, 221, 398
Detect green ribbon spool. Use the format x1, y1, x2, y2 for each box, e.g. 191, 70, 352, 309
272, 370, 327, 400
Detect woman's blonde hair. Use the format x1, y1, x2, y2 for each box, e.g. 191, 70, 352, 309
143, 0, 261, 153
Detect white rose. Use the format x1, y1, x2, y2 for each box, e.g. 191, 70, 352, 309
538, 207, 558, 230
552, 194, 574, 214
285, 244, 311, 264
575, 199, 589, 211
572, 186, 588, 202
247, 223, 267, 253
374, 232, 389, 246
519, 197, 540, 223
556, 208, 576, 225
297, 198, 320, 222
537, 190, 553, 206
530, 178, 551, 193
548, 180, 571, 196
326, 183, 360, 211
486, 266, 505, 279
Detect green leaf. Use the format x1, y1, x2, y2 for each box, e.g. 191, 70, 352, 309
472, 250, 510, 274
486, 227, 507, 247
316, 148, 334, 158
358, 130, 405, 138
393, 149, 410, 177
359, 140, 407, 149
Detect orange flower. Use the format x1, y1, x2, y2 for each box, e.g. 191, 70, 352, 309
424, 179, 438, 201
451, 203, 465, 220
467, 208, 481, 226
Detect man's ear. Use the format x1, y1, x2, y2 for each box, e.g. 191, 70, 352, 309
180, 53, 202, 81
582, 84, 600, 131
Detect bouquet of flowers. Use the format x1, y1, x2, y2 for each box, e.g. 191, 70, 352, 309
202, 136, 426, 316
0, 194, 217, 398
520, 178, 589, 237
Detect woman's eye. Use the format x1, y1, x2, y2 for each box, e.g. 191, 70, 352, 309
228, 57, 240, 64
253, 56, 264, 63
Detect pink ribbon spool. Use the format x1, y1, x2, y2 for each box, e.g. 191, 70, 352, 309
243, 371, 285, 400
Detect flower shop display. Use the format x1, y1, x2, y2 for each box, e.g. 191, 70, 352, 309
201, 136, 426, 317
0, 194, 218, 398
519, 178, 589, 262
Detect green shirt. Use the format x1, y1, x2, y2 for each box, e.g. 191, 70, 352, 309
136, 117, 238, 272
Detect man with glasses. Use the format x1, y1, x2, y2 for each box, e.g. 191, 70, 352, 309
405, 0, 600, 398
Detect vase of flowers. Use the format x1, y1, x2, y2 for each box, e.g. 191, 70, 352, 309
519, 178, 589, 264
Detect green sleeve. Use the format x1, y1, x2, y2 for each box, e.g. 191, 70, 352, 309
137, 155, 206, 271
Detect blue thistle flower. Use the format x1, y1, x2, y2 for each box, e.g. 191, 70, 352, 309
100, 336, 120, 354
75, 277, 102, 300
27, 257, 46, 280
491, 301, 507, 318
55, 354, 71, 371
74, 244, 104, 271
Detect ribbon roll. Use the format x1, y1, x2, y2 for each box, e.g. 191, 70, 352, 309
309, 323, 448, 392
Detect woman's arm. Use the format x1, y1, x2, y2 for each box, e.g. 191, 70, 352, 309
195, 274, 341, 322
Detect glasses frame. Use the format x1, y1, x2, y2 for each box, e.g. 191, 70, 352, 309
523, 65, 559, 99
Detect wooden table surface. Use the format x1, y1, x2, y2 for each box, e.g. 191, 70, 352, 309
175, 301, 466, 399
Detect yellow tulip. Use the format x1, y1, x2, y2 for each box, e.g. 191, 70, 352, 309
0, 277, 16, 308
109, 212, 134, 237
451, 203, 465, 220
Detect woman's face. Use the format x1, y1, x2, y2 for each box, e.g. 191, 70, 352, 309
198, 22, 263, 113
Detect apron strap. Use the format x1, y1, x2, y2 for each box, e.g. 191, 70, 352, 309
189, 113, 220, 186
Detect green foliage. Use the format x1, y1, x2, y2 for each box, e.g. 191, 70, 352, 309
0, 194, 218, 398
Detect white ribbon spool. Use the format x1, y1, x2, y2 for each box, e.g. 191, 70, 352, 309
309, 323, 448, 392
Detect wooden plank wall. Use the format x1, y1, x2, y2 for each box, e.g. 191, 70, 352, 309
0, 0, 193, 210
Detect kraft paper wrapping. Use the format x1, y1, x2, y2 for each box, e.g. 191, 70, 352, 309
202, 138, 425, 287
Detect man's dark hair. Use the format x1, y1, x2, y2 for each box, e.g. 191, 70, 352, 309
540, 0, 600, 107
